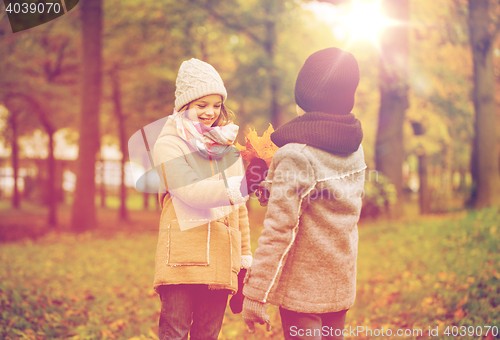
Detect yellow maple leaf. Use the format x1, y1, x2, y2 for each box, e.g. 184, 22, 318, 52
237, 124, 279, 167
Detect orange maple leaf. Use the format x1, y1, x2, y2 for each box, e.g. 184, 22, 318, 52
484, 333, 495, 340
456, 296, 468, 308
236, 124, 279, 167
453, 308, 466, 319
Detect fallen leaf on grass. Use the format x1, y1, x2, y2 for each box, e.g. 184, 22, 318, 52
456, 296, 468, 308
453, 308, 465, 319
466, 276, 476, 283
436, 307, 446, 315
110, 319, 127, 331
486, 334, 496, 340
421, 297, 433, 307
101, 329, 116, 339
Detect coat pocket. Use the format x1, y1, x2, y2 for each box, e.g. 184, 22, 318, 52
167, 221, 209, 266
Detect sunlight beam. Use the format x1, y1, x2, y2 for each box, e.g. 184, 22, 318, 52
340, 0, 396, 45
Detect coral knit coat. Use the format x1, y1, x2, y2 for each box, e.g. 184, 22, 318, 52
152, 117, 252, 294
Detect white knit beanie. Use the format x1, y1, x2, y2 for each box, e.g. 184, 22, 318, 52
174, 58, 228, 111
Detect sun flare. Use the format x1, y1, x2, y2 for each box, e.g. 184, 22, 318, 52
341, 0, 394, 44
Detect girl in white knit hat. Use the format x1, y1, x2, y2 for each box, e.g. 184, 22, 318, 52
152, 58, 252, 340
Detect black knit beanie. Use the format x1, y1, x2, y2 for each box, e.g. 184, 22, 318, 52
295, 47, 360, 115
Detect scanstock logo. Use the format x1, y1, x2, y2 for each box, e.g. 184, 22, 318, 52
3, 0, 79, 33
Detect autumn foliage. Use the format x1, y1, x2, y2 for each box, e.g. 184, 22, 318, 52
1, 206, 499, 339
235, 124, 279, 167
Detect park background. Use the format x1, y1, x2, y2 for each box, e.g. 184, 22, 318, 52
0, 0, 500, 339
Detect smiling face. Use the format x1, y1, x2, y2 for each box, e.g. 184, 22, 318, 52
187, 94, 223, 127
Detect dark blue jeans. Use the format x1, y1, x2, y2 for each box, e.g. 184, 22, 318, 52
280, 308, 347, 340
158, 284, 229, 340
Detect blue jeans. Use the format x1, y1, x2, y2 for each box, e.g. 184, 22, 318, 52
280, 308, 347, 340
158, 285, 229, 340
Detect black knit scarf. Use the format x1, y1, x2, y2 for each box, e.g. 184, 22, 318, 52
270, 112, 363, 154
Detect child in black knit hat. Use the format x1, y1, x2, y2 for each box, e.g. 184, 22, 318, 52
242, 47, 366, 340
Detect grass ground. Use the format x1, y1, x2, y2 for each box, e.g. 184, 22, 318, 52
0, 198, 499, 339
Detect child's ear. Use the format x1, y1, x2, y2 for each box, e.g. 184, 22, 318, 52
296, 105, 306, 116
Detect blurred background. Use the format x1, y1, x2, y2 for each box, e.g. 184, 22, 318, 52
1, 1, 500, 339
1, 0, 499, 232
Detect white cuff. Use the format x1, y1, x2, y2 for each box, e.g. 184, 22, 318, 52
227, 176, 248, 205
241, 255, 253, 269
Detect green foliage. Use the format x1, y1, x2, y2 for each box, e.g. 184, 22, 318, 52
407, 0, 474, 172
352, 208, 500, 340
361, 172, 397, 219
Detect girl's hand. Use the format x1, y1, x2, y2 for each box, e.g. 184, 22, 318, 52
229, 268, 247, 314
240, 158, 268, 197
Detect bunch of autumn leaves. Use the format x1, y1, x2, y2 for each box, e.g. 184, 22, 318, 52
236, 124, 278, 205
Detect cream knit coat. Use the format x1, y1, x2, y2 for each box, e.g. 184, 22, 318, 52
243, 143, 366, 313
152, 117, 252, 294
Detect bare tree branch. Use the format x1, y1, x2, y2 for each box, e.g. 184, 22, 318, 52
207, 9, 264, 45
47, 40, 70, 81
194, 0, 265, 45
493, 18, 500, 40
5, 92, 54, 134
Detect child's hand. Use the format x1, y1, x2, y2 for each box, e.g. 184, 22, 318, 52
255, 186, 270, 206
242, 298, 272, 333
240, 158, 268, 197
229, 268, 247, 314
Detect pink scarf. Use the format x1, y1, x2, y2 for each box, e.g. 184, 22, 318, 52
169, 108, 239, 159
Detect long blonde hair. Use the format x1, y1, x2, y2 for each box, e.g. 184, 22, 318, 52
179, 101, 235, 127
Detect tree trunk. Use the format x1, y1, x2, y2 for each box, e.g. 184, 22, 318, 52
71, 0, 103, 232
111, 70, 129, 221
47, 131, 57, 226
99, 158, 106, 208
459, 168, 468, 192
263, 0, 283, 128
436, 144, 453, 212
375, 0, 410, 215
200, 35, 208, 62
5, 93, 59, 223
38, 116, 58, 227
467, 0, 500, 208
418, 151, 431, 214
9, 109, 20, 209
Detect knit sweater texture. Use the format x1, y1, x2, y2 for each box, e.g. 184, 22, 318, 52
243, 115, 366, 313
270, 112, 363, 154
